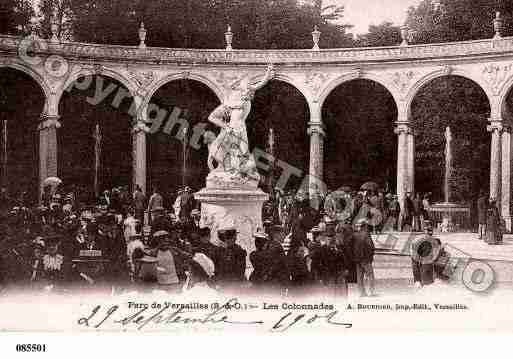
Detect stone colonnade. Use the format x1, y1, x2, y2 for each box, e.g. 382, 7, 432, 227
29, 74, 512, 231
305, 99, 512, 231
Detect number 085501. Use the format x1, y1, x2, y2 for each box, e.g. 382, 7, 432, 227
15, 344, 47, 352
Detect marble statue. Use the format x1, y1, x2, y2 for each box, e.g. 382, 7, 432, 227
207, 65, 275, 187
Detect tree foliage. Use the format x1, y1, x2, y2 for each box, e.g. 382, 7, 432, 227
40, 0, 354, 48
0, 0, 34, 36
38, 0, 74, 40
406, 0, 513, 44
356, 22, 401, 47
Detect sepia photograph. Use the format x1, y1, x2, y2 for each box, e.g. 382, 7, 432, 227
1, 0, 513, 354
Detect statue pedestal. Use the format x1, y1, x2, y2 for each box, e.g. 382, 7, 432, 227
194, 173, 269, 268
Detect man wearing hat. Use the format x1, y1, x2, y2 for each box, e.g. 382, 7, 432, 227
477, 190, 488, 240
133, 185, 146, 225
353, 218, 376, 297
182, 208, 201, 235
191, 209, 201, 228
150, 206, 172, 236
249, 230, 270, 288
309, 220, 347, 297
147, 186, 164, 225
250, 229, 288, 293
267, 227, 292, 294
70, 221, 110, 284
307, 225, 322, 281
338, 223, 357, 285
215, 226, 246, 289
101, 212, 126, 282
74, 222, 107, 256
178, 186, 196, 222
387, 195, 400, 231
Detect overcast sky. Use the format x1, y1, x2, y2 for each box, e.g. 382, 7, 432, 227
327, 0, 422, 34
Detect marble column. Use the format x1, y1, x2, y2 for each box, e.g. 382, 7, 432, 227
307, 121, 325, 209
395, 122, 412, 205
488, 121, 503, 206
132, 120, 147, 194
501, 123, 512, 230
38, 114, 61, 201
406, 126, 415, 194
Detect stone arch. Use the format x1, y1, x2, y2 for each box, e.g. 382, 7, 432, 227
498, 74, 513, 119
318, 71, 401, 119
252, 73, 310, 100
0, 62, 51, 115
56, 66, 139, 111
320, 72, 399, 191
406, 68, 492, 121
141, 72, 224, 121
248, 72, 313, 119
57, 67, 137, 193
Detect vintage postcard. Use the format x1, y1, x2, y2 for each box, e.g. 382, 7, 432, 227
1, 0, 513, 349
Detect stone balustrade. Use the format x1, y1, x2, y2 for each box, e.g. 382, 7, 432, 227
2, 34, 513, 64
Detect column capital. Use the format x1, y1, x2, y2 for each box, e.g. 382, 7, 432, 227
394, 122, 414, 135
502, 122, 513, 133
38, 114, 61, 130
307, 122, 325, 137
132, 120, 149, 134
487, 119, 505, 134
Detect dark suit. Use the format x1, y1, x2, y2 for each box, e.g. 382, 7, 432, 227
477, 196, 488, 240
217, 244, 246, 286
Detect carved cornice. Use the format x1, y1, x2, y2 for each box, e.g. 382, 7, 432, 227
3, 34, 513, 65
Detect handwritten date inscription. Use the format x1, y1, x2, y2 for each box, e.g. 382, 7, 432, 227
77, 298, 352, 332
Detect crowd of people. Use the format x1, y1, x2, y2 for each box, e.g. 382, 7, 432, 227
0, 182, 385, 298
0, 180, 498, 298
270, 187, 431, 234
